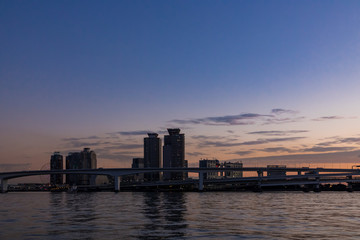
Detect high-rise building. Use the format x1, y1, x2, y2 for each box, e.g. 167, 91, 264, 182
144, 133, 162, 181
163, 128, 187, 180
66, 152, 81, 185
80, 148, 97, 185
132, 158, 144, 182
66, 148, 97, 185
50, 152, 63, 185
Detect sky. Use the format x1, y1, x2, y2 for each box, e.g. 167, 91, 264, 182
1, 0, 360, 174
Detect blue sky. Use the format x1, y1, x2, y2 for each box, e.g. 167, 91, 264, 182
1, 1, 360, 172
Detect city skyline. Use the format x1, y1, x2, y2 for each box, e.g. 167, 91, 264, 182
2, 1, 360, 173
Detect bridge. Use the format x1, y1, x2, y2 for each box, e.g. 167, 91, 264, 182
1, 167, 360, 192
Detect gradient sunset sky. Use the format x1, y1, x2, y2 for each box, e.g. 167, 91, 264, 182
1, 0, 360, 172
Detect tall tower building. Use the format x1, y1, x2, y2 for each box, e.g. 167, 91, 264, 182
50, 152, 63, 185
144, 133, 162, 181
163, 128, 187, 180
80, 148, 97, 185
66, 152, 81, 185
66, 148, 97, 185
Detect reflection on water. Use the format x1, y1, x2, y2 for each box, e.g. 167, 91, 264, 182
48, 193, 98, 239
2, 192, 360, 239
140, 192, 187, 239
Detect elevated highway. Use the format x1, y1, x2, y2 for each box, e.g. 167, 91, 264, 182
1, 167, 360, 192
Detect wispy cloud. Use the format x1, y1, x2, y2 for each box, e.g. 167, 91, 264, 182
233, 151, 253, 156
271, 108, 298, 115
260, 147, 296, 153
247, 130, 308, 136
198, 137, 305, 148
302, 146, 357, 152
170, 109, 303, 126
62, 136, 102, 141
312, 116, 345, 121
227, 150, 360, 164
316, 137, 360, 147
108, 130, 169, 136
171, 113, 272, 126
187, 152, 204, 157
0, 163, 32, 171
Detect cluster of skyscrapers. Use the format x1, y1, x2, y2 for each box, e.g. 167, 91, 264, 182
50, 148, 97, 186
132, 128, 188, 182
50, 128, 243, 186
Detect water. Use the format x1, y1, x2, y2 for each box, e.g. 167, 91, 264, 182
1, 192, 360, 239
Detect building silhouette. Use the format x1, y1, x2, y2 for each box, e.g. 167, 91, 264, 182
223, 161, 243, 178
144, 133, 162, 181
132, 157, 144, 182
199, 159, 220, 179
50, 152, 63, 185
66, 148, 97, 185
163, 128, 187, 180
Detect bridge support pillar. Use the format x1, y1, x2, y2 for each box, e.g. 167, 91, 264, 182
114, 176, 121, 192
256, 170, 263, 191
90, 175, 97, 186
314, 172, 320, 192
198, 172, 204, 191
298, 171, 302, 176
1, 179, 8, 193
347, 176, 353, 192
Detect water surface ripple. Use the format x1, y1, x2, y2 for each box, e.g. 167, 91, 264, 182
1, 192, 360, 239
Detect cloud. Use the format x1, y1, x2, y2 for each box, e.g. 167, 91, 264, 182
263, 117, 306, 125
170, 109, 302, 126
100, 143, 143, 150
247, 130, 308, 136
96, 152, 142, 162
227, 150, 360, 164
187, 152, 204, 157
198, 137, 305, 148
312, 116, 345, 121
0, 163, 32, 171
62, 136, 102, 141
233, 151, 253, 156
109, 130, 169, 136
171, 113, 273, 126
316, 137, 360, 147
260, 147, 296, 153
271, 109, 298, 115
302, 146, 357, 153
192, 135, 228, 140
117, 130, 153, 136
63, 141, 105, 148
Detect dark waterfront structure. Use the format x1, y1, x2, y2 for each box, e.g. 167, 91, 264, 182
50, 152, 63, 185
144, 133, 162, 181
163, 128, 187, 180
267, 165, 287, 177
66, 148, 97, 185
199, 159, 220, 179
132, 158, 144, 182
223, 161, 243, 178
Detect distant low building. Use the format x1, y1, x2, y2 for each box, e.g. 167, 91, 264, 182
267, 165, 286, 177
199, 159, 220, 179
222, 161, 243, 178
